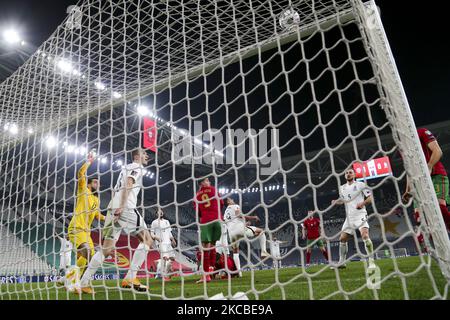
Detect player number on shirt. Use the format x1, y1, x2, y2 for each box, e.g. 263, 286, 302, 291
201, 194, 211, 208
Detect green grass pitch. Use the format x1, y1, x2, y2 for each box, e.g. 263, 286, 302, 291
1, 256, 448, 300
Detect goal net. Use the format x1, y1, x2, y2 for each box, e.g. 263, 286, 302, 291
375, 248, 408, 260
0, 0, 449, 300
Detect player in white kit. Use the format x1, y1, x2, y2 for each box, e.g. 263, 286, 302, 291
79, 148, 154, 294
268, 237, 287, 268
57, 233, 73, 274
150, 208, 177, 281
331, 168, 376, 269
223, 198, 269, 277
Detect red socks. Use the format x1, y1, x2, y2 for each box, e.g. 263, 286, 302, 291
439, 204, 450, 231
306, 250, 329, 264
209, 247, 216, 269
322, 249, 329, 261
202, 251, 210, 273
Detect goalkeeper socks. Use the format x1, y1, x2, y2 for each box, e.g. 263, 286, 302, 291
439, 204, 450, 231
339, 242, 348, 263
80, 251, 105, 287
77, 256, 88, 276
306, 251, 311, 264
126, 243, 149, 280
259, 233, 267, 253
209, 247, 217, 269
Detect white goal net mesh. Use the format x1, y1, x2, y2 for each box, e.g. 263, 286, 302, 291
0, 0, 449, 300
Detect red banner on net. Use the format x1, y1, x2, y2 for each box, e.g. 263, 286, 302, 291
143, 117, 157, 152
353, 156, 393, 181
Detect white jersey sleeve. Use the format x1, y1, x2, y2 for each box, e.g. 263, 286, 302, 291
359, 181, 371, 197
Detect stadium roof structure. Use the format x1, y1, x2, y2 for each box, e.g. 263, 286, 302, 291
0, 0, 354, 146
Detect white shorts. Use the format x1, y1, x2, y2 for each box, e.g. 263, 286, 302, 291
271, 248, 281, 259
341, 211, 369, 234
227, 222, 257, 247
159, 243, 175, 259
103, 207, 148, 241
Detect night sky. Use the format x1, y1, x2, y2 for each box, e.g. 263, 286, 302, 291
0, 0, 449, 126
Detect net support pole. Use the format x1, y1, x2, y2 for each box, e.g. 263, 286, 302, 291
352, 0, 450, 280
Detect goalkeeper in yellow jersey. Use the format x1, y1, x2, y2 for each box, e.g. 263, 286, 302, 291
67, 151, 105, 277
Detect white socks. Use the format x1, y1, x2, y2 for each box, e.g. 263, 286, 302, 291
156, 259, 162, 276
233, 253, 242, 277
339, 242, 348, 264
80, 251, 105, 287
125, 243, 149, 280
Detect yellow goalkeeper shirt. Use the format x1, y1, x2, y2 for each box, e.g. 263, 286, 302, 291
68, 162, 105, 234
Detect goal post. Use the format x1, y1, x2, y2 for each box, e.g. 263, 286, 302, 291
350, 0, 450, 280
0, 0, 449, 300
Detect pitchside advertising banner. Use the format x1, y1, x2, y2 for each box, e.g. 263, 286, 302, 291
143, 117, 157, 152
353, 156, 393, 181
1, 232, 193, 284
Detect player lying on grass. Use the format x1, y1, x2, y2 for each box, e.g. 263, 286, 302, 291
58, 151, 105, 286
301, 211, 329, 266
78, 148, 154, 294
331, 168, 376, 270
212, 246, 237, 279
224, 197, 269, 277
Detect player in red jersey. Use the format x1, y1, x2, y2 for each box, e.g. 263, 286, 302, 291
193, 176, 224, 283
301, 211, 329, 266
403, 128, 450, 231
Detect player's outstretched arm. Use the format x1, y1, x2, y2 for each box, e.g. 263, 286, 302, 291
331, 198, 344, 206
427, 140, 443, 174
95, 210, 106, 221
77, 150, 96, 192
357, 195, 373, 209
244, 215, 260, 223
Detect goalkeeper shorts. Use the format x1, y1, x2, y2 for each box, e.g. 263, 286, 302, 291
68, 231, 95, 257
